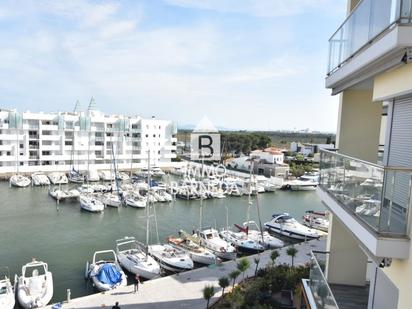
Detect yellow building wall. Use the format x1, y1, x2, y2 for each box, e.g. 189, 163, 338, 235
336, 89, 382, 163
373, 62, 412, 101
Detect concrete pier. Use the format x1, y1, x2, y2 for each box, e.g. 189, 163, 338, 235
47, 238, 326, 309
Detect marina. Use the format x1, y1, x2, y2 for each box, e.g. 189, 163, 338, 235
0, 174, 325, 305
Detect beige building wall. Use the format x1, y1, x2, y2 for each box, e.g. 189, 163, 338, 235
373, 62, 412, 101
326, 214, 368, 286
336, 89, 382, 163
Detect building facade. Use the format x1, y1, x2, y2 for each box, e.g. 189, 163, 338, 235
0, 108, 177, 175
302, 1, 412, 309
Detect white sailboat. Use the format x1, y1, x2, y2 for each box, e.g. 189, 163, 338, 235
48, 172, 68, 185
16, 260, 53, 309
237, 221, 284, 249
125, 194, 146, 208
49, 186, 68, 201
10, 174, 31, 187
101, 193, 121, 208
0, 269, 14, 309
80, 194, 104, 213
31, 172, 50, 186
86, 250, 127, 292
116, 237, 160, 279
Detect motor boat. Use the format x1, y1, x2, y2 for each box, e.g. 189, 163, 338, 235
0, 272, 14, 309
80, 194, 104, 213
151, 166, 166, 178
31, 173, 50, 186
300, 172, 320, 183
236, 221, 284, 249
10, 175, 31, 187
136, 168, 153, 179
116, 237, 160, 279
355, 199, 381, 217
148, 243, 194, 272
101, 193, 121, 208
48, 172, 68, 185
124, 194, 146, 208
64, 188, 81, 200
116, 172, 130, 181
288, 179, 318, 191
153, 187, 173, 202
85, 250, 127, 292
265, 213, 320, 240
196, 228, 237, 260
48, 187, 68, 201
86, 169, 100, 182
219, 229, 265, 254
99, 170, 115, 181
68, 169, 84, 183
302, 211, 330, 232
168, 232, 217, 265
77, 184, 95, 194
16, 260, 53, 309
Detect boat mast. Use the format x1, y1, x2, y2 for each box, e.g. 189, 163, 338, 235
245, 159, 254, 230
146, 150, 151, 248
15, 113, 19, 175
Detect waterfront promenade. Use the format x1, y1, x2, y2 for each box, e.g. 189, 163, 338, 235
47, 238, 326, 309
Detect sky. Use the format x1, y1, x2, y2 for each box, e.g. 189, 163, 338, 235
0, 0, 347, 132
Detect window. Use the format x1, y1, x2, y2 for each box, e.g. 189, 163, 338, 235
19, 143, 23, 149
145, 134, 148, 138
95, 141, 103, 146
106, 132, 113, 137
6, 151, 10, 156
132, 133, 140, 138
65, 141, 73, 146
42, 151, 51, 156
20, 162, 24, 166
153, 134, 156, 137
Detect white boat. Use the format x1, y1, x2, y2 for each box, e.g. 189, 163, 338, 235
168, 232, 217, 265
237, 221, 284, 249
355, 199, 381, 217
99, 170, 115, 181
151, 166, 166, 178
48, 172, 68, 185
16, 260, 53, 309
10, 175, 31, 187
64, 188, 81, 200
49, 187, 68, 201
68, 169, 84, 183
289, 179, 318, 191
265, 213, 320, 240
219, 228, 265, 254
125, 194, 146, 208
31, 172, 50, 186
101, 193, 121, 208
77, 184, 95, 194
196, 228, 237, 260
80, 194, 104, 213
86, 169, 100, 182
302, 211, 330, 232
148, 244, 194, 272
153, 187, 173, 202
86, 250, 127, 292
116, 237, 160, 279
116, 172, 130, 181
0, 272, 14, 309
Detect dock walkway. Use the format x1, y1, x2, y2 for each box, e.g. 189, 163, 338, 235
48, 238, 326, 309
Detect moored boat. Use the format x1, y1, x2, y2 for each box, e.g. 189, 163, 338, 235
264, 213, 320, 240
10, 174, 31, 187
80, 194, 104, 213
148, 243, 194, 272
0, 270, 14, 309
196, 228, 237, 260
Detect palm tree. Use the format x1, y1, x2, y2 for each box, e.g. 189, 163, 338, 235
218, 276, 229, 296
286, 246, 298, 267
237, 258, 251, 280
253, 256, 260, 276
270, 250, 280, 267
229, 269, 241, 288
203, 285, 215, 309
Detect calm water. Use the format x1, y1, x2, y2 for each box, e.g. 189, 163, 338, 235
0, 181, 325, 303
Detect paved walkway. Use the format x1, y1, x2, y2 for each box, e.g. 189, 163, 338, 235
47, 238, 326, 309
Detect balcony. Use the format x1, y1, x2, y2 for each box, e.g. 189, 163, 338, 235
319, 150, 411, 259
302, 251, 369, 309
326, 0, 412, 92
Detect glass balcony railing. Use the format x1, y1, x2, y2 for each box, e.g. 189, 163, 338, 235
327, 0, 412, 74
320, 150, 412, 236
309, 251, 339, 309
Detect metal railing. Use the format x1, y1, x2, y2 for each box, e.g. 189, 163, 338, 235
328, 0, 412, 74
309, 251, 339, 309
319, 149, 412, 236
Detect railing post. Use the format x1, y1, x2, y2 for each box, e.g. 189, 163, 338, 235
387, 171, 396, 231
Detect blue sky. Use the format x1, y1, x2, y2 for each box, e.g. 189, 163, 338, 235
0, 0, 346, 132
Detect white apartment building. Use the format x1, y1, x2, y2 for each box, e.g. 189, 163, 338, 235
0, 108, 177, 175
301, 0, 412, 309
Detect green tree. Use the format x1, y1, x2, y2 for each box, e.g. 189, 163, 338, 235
203, 285, 215, 309
218, 276, 229, 296
270, 250, 280, 267
253, 256, 260, 277
229, 269, 241, 288
286, 246, 298, 267
237, 258, 251, 280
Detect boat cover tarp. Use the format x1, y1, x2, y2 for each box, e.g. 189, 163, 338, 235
97, 264, 122, 286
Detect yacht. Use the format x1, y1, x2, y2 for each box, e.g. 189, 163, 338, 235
148, 244, 194, 272
125, 194, 146, 208
236, 221, 284, 249
16, 260, 53, 309
10, 175, 31, 187
31, 172, 50, 186
80, 194, 104, 213
68, 169, 84, 183
196, 228, 237, 260
219, 229, 265, 254
168, 232, 217, 265
151, 166, 166, 178
289, 179, 318, 191
48, 172, 68, 185
49, 187, 68, 201
86, 250, 127, 292
302, 210, 330, 232
0, 273, 14, 309
101, 193, 122, 208
265, 213, 320, 240
116, 237, 160, 279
